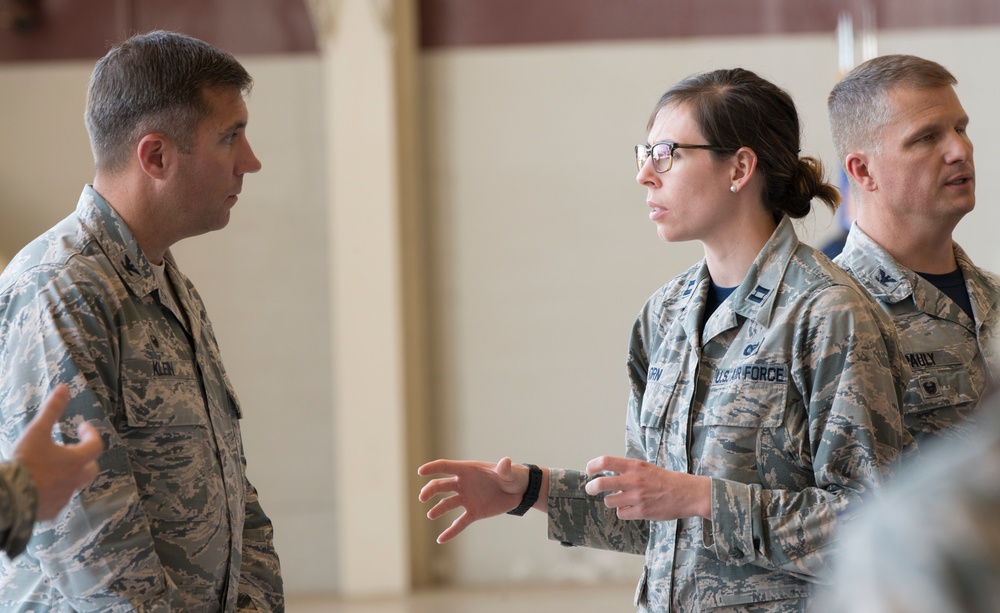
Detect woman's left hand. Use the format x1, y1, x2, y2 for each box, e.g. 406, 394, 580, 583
584, 455, 712, 521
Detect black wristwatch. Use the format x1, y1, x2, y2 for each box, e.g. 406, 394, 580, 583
506, 464, 542, 516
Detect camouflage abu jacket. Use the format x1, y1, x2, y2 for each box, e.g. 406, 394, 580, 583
835, 223, 1000, 447
0, 461, 36, 558
547, 217, 908, 612
0, 186, 282, 611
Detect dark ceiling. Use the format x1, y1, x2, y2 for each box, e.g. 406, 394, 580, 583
1, 0, 997, 62
419, 0, 1000, 48
0, 0, 318, 61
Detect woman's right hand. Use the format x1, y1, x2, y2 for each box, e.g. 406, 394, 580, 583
417, 457, 532, 543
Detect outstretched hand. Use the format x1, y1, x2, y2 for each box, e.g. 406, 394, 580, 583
584, 455, 711, 522
417, 457, 529, 543
14, 385, 104, 521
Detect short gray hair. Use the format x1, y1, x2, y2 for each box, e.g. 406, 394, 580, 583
828, 54, 956, 169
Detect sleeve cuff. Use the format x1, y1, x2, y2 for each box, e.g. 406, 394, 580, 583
0, 461, 38, 558
706, 477, 755, 564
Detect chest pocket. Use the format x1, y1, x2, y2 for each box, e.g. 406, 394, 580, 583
698, 388, 788, 428
121, 374, 209, 427
693, 376, 789, 484
903, 355, 977, 414
639, 362, 685, 430
637, 362, 686, 465
700, 365, 789, 428
120, 359, 220, 522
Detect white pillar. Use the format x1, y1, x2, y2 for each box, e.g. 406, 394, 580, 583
314, 0, 412, 596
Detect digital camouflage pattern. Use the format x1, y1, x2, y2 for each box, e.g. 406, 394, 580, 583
548, 217, 908, 612
815, 394, 1000, 613
836, 224, 1000, 447
0, 186, 282, 611
0, 461, 37, 558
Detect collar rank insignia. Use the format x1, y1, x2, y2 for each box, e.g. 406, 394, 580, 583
121, 253, 140, 277
876, 268, 897, 286
748, 285, 771, 304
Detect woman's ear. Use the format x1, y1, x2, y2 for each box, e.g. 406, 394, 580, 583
729, 147, 758, 192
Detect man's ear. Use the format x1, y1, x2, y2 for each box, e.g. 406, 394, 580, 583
730, 146, 758, 191
136, 134, 170, 180
845, 153, 877, 192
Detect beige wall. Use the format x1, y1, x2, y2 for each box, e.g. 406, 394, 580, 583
2, 23, 1000, 597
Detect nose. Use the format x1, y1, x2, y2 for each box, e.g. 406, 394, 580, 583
240, 140, 262, 175
636, 156, 659, 188
944, 130, 973, 165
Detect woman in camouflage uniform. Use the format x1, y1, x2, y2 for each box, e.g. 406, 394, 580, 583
419, 68, 909, 612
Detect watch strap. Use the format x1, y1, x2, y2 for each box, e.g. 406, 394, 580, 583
506, 464, 542, 516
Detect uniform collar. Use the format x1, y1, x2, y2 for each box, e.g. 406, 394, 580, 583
955, 243, 1000, 332
839, 222, 998, 326
76, 185, 160, 300
664, 216, 798, 334
727, 215, 798, 328
837, 223, 916, 305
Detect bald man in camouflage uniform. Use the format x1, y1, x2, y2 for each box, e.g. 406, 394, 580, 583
829, 55, 1000, 448
0, 31, 281, 610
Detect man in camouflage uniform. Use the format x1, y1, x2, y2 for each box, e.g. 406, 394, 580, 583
0, 386, 103, 559
0, 31, 281, 610
829, 54, 1000, 447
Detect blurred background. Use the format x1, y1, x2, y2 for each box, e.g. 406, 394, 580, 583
2, 0, 999, 608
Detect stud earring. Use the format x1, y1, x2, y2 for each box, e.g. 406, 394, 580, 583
730, 185, 737, 193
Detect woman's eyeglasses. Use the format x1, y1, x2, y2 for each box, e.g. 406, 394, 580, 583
635, 141, 731, 173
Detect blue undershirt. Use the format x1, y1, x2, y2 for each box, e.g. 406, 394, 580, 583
703, 281, 737, 332
917, 268, 974, 322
